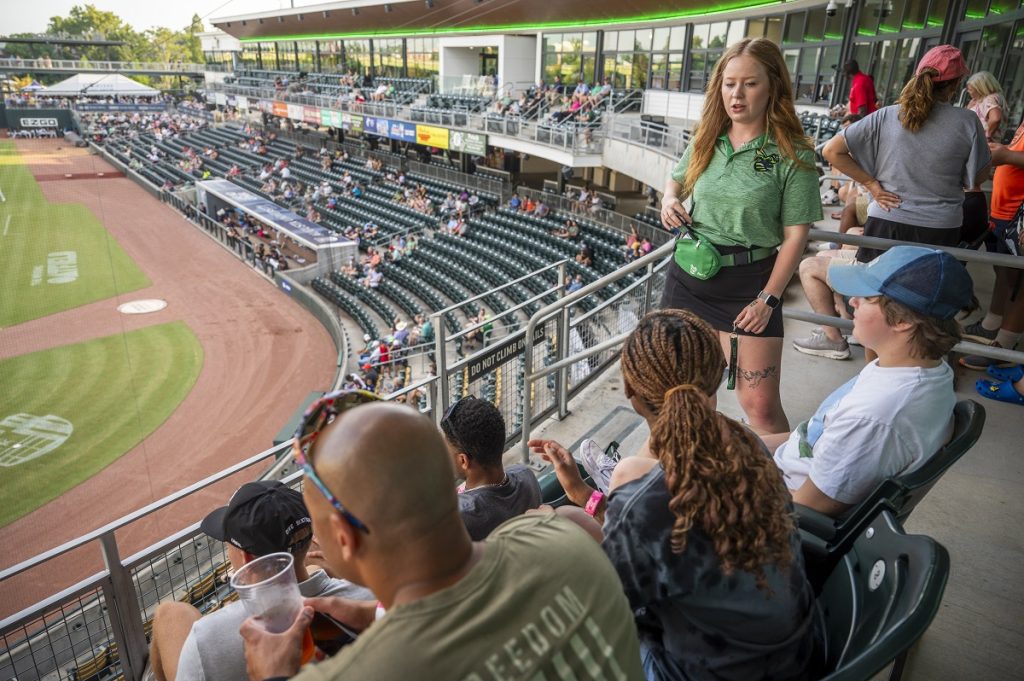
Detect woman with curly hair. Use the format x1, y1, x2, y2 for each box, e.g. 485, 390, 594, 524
660, 38, 822, 435
530, 309, 820, 681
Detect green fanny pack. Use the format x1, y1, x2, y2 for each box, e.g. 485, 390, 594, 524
673, 228, 776, 280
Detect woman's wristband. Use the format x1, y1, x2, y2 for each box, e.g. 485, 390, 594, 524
584, 490, 606, 517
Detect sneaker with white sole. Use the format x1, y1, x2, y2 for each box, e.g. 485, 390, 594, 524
793, 328, 851, 360
579, 439, 619, 493
962, 321, 999, 344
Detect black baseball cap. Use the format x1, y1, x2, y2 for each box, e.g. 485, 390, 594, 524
200, 480, 313, 556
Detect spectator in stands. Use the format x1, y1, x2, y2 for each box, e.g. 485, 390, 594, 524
844, 59, 877, 116
959, 119, 1024, 376
240, 401, 643, 680
822, 45, 990, 265
552, 217, 580, 239
661, 37, 821, 433
440, 396, 541, 540
149, 481, 372, 681
529, 309, 820, 680
566, 274, 584, 293
577, 242, 594, 267
966, 71, 1008, 143
533, 199, 550, 218
763, 247, 975, 516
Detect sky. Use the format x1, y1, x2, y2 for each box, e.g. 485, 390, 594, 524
3, 0, 328, 34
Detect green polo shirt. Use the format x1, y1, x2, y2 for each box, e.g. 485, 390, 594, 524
671, 133, 822, 248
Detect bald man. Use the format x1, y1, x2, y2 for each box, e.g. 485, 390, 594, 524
240, 402, 643, 680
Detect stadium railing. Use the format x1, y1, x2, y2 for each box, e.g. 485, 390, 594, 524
514, 186, 672, 247
0, 57, 213, 74
407, 160, 507, 202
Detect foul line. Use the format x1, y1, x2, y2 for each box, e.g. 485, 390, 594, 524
2, 214, 9, 236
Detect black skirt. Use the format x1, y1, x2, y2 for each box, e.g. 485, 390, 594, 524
660, 244, 783, 338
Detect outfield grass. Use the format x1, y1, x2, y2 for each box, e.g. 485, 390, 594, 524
0, 141, 151, 327
0, 321, 203, 527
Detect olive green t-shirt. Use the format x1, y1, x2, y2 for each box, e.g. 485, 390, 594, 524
297, 513, 643, 681
671, 133, 822, 247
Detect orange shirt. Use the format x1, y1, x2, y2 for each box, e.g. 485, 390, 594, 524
991, 122, 1024, 220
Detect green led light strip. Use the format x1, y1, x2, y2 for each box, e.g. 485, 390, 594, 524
233, 0, 782, 42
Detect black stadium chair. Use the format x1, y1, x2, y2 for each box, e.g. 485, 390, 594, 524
798, 400, 984, 592
815, 510, 950, 681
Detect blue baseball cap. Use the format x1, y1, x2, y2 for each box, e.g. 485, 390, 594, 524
827, 246, 973, 320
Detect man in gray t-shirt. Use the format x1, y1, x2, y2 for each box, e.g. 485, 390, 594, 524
441, 396, 541, 540
148, 481, 374, 681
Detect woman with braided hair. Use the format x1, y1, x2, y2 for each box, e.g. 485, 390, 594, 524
529, 309, 820, 681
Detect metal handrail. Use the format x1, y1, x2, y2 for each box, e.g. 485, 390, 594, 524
0, 57, 211, 72
518, 240, 675, 460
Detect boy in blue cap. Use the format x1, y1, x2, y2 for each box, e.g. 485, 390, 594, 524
766, 246, 975, 517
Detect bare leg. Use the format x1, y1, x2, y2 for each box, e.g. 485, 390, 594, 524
799, 257, 845, 343
838, 200, 860, 235
150, 601, 201, 681
719, 333, 788, 434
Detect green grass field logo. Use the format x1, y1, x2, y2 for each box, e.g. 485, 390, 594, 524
0, 414, 73, 467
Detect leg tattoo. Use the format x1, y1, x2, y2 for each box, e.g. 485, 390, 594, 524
738, 365, 779, 389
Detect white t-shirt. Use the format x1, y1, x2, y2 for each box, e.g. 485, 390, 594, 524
773, 360, 955, 505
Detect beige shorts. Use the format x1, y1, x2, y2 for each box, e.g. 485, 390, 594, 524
855, 193, 869, 226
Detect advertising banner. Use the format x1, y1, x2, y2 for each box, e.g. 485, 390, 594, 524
302, 105, 320, 124
237, 96, 249, 110
342, 112, 363, 134
74, 103, 168, 113
286, 103, 304, 121
388, 120, 417, 143
449, 130, 488, 155
320, 108, 333, 127
415, 124, 449, 150
272, 101, 288, 118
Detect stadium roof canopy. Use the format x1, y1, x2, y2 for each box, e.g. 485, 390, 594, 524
44, 73, 160, 96
213, 0, 779, 41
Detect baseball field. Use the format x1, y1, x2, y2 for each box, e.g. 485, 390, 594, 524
0, 141, 202, 527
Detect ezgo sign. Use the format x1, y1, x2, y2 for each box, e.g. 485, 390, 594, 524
20, 117, 59, 127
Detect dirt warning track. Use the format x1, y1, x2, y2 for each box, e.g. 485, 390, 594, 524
0, 140, 337, 615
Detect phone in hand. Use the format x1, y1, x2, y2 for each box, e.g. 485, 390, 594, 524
310, 611, 359, 656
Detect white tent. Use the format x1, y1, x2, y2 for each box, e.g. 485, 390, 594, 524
43, 73, 159, 97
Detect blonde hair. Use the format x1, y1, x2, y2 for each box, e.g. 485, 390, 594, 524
897, 69, 961, 132
682, 38, 813, 197
620, 309, 795, 589
966, 71, 1004, 98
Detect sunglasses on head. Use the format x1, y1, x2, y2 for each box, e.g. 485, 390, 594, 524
292, 389, 381, 534
440, 394, 476, 454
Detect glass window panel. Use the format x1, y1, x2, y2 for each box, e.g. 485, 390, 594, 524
544, 34, 561, 53
670, 26, 687, 50
633, 52, 650, 88
872, 39, 899, 104
989, 0, 1019, 14
563, 34, 582, 54
692, 24, 709, 49
902, 0, 929, 29
709, 22, 728, 48
583, 55, 596, 83
603, 32, 618, 54
805, 8, 826, 41
857, 4, 879, 36
746, 18, 765, 38
885, 38, 920, 103
823, 9, 845, 39
928, 0, 950, 27
852, 42, 873, 79
618, 31, 635, 52
654, 27, 671, 52
668, 53, 684, 90
880, 0, 903, 34
818, 45, 841, 102
727, 21, 746, 46
765, 16, 783, 43
796, 47, 819, 101
634, 29, 652, 52
582, 32, 596, 52
784, 13, 805, 44
963, 0, 989, 20
783, 48, 800, 77
977, 22, 1012, 74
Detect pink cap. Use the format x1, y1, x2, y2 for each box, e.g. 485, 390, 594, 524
915, 45, 969, 82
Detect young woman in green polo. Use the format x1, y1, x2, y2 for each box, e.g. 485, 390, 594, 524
661, 38, 822, 434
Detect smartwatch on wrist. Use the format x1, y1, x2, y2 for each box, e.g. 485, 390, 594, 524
756, 290, 781, 309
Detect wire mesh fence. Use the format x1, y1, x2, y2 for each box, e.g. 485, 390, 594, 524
0, 584, 120, 681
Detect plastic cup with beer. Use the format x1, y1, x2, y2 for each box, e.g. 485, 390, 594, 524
230, 552, 314, 663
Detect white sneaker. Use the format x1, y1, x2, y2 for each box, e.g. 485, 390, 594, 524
579, 439, 618, 493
